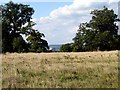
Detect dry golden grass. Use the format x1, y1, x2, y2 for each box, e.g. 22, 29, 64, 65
2, 51, 119, 88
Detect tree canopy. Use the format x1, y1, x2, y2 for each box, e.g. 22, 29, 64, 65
26, 27, 49, 52
60, 7, 120, 52
72, 7, 120, 51
1, 1, 49, 53
60, 43, 72, 52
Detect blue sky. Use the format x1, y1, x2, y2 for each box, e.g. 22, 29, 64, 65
1, 0, 119, 45
22, 2, 73, 18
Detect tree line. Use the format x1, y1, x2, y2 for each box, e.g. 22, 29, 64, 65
1, 2, 120, 53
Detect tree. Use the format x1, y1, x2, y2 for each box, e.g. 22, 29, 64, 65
89, 6, 120, 50
1, 1, 49, 53
73, 23, 92, 51
26, 28, 49, 52
1, 1, 34, 52
2, 18, 13, 52
60, 43, 72, 52
12, 35, 28, 52
73, 7, 120, 51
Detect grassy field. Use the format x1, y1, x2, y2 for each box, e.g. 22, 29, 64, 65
2, 51, 119, 88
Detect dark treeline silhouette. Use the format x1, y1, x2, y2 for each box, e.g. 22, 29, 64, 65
1, 1, 49, 53
60, 7, 120, 52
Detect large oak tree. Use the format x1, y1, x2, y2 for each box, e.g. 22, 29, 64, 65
1, 1, 49, 53
73, 7, 120, 51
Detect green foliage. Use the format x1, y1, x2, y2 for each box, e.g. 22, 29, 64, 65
60, 43, 72, 52
26, 30, 49, 52
1, 1, 49, 53
73, 7, 120, 51
12, 36, 28, 52
72, 44, 81, 52
1, 1, 34, 53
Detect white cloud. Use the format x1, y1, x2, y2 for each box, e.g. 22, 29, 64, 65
32, 0, 119, 44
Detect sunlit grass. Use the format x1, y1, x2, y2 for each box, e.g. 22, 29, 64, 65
2, 51, 119, 88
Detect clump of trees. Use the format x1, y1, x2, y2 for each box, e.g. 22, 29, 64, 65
60, 43, 72, 52
1, 1, 49, 53
60, 7, 120, 52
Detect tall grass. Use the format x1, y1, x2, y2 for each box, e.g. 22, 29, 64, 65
2, 51, 119, 88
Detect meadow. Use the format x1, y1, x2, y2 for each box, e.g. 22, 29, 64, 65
2, 51, 119, 88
